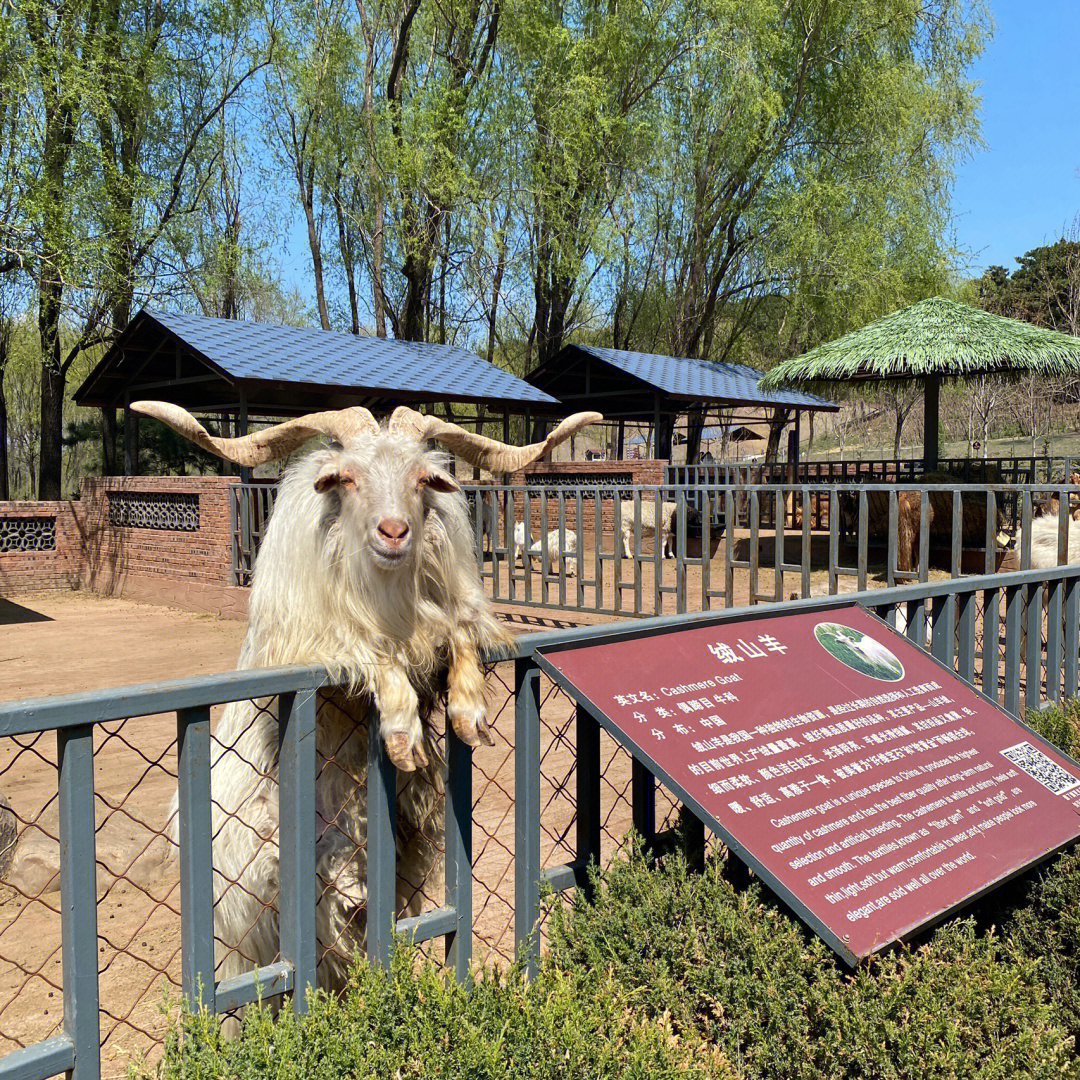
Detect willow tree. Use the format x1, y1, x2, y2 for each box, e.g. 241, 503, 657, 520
614, 0, 987, 460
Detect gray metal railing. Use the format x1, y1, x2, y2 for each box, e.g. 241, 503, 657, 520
0, 667, 474, 1080
231, 478, 1080, 618
0, 565, 1078, 1074
669, 455, 1080, 488
466, 480, 1080, 617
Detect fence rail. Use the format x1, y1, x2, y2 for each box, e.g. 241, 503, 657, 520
669, 454, 1080, 487
1, 565, 1079, 1078
231, 479, 1080, 619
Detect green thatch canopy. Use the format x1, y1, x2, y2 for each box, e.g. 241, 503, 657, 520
760, 296, 1080, 469
760, 296, 1080, 391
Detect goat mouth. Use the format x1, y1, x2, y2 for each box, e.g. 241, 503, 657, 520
370, 543, 410, 567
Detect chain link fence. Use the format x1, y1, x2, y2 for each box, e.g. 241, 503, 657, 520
1, 569, 1077, 1075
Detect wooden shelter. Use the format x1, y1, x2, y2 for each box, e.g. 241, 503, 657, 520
528, 344, 835, 460
75, 309, 558, 474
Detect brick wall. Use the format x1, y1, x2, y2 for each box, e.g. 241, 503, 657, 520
0, 476, 249, 617
0, 501, 82, 595
498, 459, 668, 539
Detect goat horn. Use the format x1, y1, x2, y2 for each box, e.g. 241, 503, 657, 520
129, 401, 380, 467
387, 406, 603, 474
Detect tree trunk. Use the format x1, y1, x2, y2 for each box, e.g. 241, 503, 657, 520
685, 405, 706, 464
302, 192, 331, 330
38, 279, 66, 500
765, 409, 790, 464
0, 371, 7, 502
124, 406, 140, 475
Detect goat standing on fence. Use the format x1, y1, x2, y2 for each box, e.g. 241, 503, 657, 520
134, 400, 599, 996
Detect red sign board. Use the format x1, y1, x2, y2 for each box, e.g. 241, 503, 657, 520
536, 604, 1080, 964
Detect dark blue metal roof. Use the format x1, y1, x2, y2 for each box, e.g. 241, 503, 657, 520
566, 344, 835, 410
75, 308, 558, 410
147, 310, 557, 404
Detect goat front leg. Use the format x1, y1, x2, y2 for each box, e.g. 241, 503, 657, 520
375, 665, 428, 772
447, 645, 495, 748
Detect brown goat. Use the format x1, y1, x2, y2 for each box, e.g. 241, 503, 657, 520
839, 471, 1005, 574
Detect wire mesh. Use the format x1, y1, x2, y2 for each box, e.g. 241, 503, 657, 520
0, 571, 1074, 1072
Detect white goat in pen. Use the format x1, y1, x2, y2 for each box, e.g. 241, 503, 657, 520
619, 500, 695, 560
134, 399, 599, 997
513, 521, 579, 575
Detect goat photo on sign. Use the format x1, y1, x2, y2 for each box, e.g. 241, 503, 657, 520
134, 400, 599, 996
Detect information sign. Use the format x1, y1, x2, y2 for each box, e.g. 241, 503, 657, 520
536, 604, 1080, 964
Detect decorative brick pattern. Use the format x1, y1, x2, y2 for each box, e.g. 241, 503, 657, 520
108, 492, 200, 531
0, 503, 80, 594
0, 517, 56, 553
505, 459, 668, 538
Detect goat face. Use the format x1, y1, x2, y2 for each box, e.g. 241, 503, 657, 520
313, 435, 459, 573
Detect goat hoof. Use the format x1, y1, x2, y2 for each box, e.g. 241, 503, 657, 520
449, 702, 488, 748
384, 732, 417, 772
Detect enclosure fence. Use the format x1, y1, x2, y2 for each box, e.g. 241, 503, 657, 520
670, 454, 1080, 487
1, 565, 1078, 1080
234, 479, 1080, 618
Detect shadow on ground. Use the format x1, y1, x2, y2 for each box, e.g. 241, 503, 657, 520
0, 600, 52, 626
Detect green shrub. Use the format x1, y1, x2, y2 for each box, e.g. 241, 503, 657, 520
547, 841, 1079, 1079
1024, 699, 1080, 758
147, 944, 731, 1080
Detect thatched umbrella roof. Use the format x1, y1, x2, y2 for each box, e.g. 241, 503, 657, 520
760, 296, 1080, 390
760, 297, 1080, 468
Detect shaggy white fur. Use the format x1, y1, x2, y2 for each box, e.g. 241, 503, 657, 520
621, 500, 677, 559
173, 430, 511, 999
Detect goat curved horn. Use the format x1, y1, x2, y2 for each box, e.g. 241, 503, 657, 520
387, 406, 603, 474
129, 400, 380, 467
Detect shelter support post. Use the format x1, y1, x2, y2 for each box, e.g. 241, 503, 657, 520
617, 420, 625, 459
238, 394, 251, 484
924, 376, 940, 471
101, 408, 118, 475
123, 400, 140, 476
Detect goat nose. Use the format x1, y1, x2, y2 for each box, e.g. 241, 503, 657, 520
377, 518, 410, 542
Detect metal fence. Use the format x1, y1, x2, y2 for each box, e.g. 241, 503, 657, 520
1, 565, 1079, 1079
668, 455, 1080, 488
466, 479, 1080, 617
231, 478, 1080, 619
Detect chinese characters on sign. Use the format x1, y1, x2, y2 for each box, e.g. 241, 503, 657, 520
536, 605, 1080, 963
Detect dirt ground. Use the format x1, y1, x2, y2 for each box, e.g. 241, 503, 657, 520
0, 591, 646, 1074
0, 532, 976, 1073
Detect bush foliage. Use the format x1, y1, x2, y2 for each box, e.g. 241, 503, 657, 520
150, 701, 1080, 1079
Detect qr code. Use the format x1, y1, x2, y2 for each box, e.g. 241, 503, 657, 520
1001, 741, 1080, 795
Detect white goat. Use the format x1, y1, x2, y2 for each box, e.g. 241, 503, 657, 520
621, 500, 677, 559
134, 399, 599, 999
513, 522, 579, 575
1028, 508, 1080, 571
543, 529, 579, 575
513, 520, 540, 567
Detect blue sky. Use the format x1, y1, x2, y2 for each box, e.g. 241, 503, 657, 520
952, 0, 1080, 274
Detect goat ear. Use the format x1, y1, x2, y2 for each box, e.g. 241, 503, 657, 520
314, 463, 357, 493
418, 466, 459, 493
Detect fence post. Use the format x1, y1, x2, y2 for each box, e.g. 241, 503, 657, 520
367, 706, 397, 969
279, 690, 318, 1006
576, 705, 601, 901
514, 657, 541, 977
632, 759, 655, 845
57, 725, 100, 1080
177, 706, 215, 1013
444, 724, 473, 982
